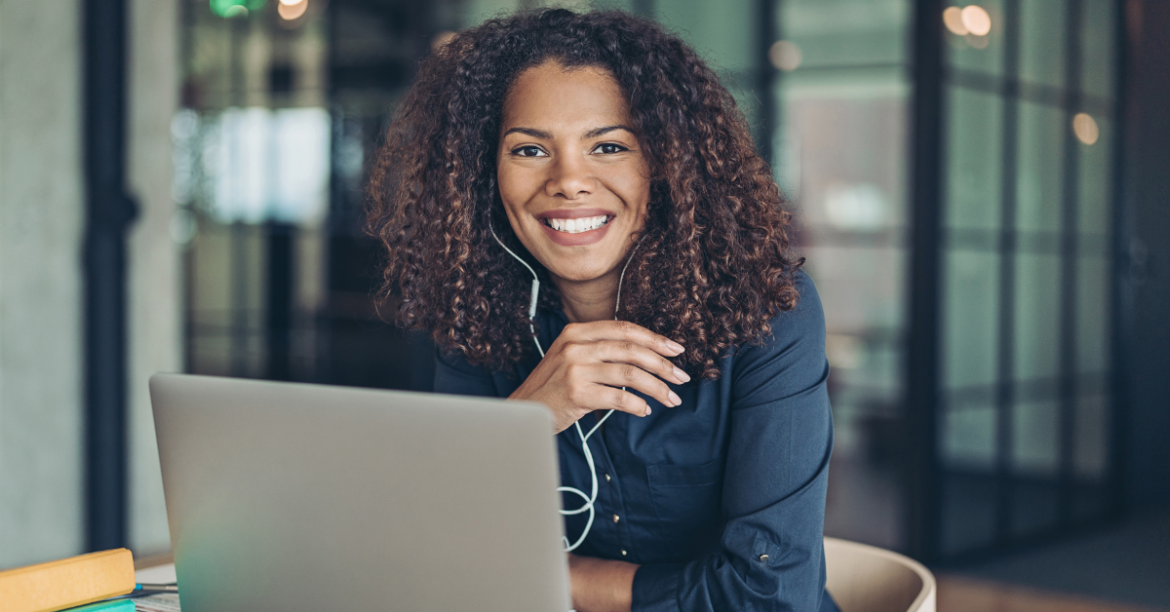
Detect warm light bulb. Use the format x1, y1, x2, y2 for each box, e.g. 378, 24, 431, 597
943, 6, 969, 35
768, 40, 802, 72
961, 5, 992, 37
1073, 113, 1099, 145
278, 0, 307, 20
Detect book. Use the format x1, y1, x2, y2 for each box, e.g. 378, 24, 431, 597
0, 548, 136, 612
129, 594, 180, 612
64, 600, 136, 612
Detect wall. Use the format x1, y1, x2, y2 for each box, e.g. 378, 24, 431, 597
127, 0, 181, 554
0, 0, 181, 566
0, 0, 86, 567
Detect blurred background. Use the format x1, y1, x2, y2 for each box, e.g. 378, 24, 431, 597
1, 0, 1167, 609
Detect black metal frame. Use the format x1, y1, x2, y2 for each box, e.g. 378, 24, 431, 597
755, 0, 776, 165
1056, 0, 1084, 531
1107, 0, 1131, 520
83, 0, 136, 552
229, 19, 251, 378
992, 0, 1021, 549
267, 222, 296, 381
905, 0, 946, 563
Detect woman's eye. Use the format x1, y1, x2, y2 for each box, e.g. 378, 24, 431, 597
512, 146, 547, 157
593, 143, 628, 155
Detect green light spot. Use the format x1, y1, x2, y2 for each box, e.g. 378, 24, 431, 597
210, 0, 266, 18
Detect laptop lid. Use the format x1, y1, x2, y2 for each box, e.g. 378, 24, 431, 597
149, 373, 570, 612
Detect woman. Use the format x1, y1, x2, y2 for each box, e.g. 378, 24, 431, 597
367, 9, 837, 612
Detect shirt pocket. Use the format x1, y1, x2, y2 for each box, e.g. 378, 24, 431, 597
646, 458, 724, 559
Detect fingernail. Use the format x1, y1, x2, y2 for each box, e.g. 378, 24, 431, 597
645, 406, 652, 415
669, 391, 682, 406
666, 339, 685, 353
673, 366, 691, 383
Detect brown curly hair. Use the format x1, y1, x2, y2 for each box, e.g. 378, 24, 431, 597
367, 8, 802, 380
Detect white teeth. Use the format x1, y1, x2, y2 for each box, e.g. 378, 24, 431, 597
547, 215, 609, 234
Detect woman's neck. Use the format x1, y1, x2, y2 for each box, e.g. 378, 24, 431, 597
552, 270, 620, 324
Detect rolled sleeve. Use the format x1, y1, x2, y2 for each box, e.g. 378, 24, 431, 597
633, 276, 835, 612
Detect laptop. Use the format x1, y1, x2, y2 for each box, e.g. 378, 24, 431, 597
149, 373, 571, 612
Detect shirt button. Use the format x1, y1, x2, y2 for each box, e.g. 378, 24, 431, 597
613, 514, 620, 523
758, 554, 769, 562
605, 473, 612, 482
621, 549, 628, 557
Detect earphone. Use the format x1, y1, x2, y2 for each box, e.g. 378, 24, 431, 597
489, 224, 639, 552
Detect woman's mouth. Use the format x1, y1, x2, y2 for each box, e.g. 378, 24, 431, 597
543, 215, 611, 233
538, 213, 614, 246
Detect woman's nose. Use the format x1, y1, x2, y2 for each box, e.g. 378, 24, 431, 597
545, 153, 595, 199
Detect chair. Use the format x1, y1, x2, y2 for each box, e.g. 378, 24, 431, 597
824, 537, 936, 612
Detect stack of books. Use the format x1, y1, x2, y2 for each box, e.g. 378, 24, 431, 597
0, 548, 146, 612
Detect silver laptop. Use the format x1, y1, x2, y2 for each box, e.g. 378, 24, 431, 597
149, 373, 571, 612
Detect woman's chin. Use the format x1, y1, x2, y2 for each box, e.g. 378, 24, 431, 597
545, 261, 619, 285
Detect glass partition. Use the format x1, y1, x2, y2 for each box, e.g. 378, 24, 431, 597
938, 0, 1117, 557
776, 0, 912, 552
173, 0, 1120, 562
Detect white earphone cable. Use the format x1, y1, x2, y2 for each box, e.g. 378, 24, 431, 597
490, 224, 640, 551
489, 227, 545, 357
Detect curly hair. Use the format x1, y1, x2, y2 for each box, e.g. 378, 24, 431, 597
367, 8, 802, 380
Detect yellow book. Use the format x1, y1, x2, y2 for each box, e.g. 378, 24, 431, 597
0, 549, 136, 612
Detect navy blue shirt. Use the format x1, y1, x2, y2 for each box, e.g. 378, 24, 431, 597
434, 271, 839, 612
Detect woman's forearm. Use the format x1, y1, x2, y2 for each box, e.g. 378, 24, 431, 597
568, 553, 639, 612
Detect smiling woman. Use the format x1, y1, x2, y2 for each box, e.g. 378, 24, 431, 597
366, 9, 836, 612
367, 10, 802, 379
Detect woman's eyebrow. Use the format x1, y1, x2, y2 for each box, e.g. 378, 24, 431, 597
501, 125, 634, 139
583, 125, 634, 138
502, 127, 552, 139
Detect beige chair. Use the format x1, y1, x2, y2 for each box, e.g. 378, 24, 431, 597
824, 537, 936, 612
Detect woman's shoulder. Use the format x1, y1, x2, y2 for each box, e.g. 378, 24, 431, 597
727, 269, 827, 397
758, 268, 825, 350
780, 268, 824, 327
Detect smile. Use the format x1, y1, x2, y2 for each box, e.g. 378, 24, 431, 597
544, 215, 611, 234
538, 211, 614, 247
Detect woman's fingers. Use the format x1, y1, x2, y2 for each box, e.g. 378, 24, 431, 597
582, 339, 690, 385
590, 384, 652, 417
587, 363, 682, 412
566, 320, 685, 358
523, 320, 689, 430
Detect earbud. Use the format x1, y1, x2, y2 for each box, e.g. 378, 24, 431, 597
489, 224, 640, 552
489, 226, 545, 356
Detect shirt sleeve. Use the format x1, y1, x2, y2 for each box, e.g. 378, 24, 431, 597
632, 272, 834, 612
433, 345, 499, 398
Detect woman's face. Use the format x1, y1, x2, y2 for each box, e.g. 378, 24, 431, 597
496, 61, 651, 286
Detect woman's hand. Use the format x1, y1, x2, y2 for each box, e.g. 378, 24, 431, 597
509, 320, 690, 433
568, 553, 638, 612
